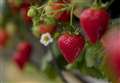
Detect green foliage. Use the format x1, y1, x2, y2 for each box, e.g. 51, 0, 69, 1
28, 6, 38, 17
67, 42, 106, 79
43, 63, 58, 79
85, 42, 104, 68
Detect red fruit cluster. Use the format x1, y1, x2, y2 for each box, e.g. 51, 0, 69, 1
80, 8, 109, 44
13, 41, 32, 70
49, 1, 70, 22
57, 7, 110, 63
0, 29, 9, 48
30, 1, 111, 64
58, 33, 85, 63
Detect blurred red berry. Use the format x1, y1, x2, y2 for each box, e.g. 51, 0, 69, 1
0, 29, 9, 47
39, 23, 57, 34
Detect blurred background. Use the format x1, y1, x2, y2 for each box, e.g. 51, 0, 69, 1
0, 0, 61, 83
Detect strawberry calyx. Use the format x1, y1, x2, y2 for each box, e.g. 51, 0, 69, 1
62, 30, 82, 37
92, 0, 114, 10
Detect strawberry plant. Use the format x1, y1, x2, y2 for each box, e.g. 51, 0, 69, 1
27, 0, 120, 82
1, 0, 120, 83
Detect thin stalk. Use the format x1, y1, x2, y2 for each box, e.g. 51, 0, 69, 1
42, 7, 69, 17
70, 5, 74, 26
37, 4, 47, 10
49, 44, 68, 83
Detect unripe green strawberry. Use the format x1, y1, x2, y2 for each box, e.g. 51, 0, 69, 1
32, 26, 41, 38
27, 6, 38, 17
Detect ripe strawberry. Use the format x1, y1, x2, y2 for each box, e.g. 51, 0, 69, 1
58, 33, 85, 63
47, 1, 70, 22
39, 23, 56, 34
13, 41, 32, 70
101, 27, 120, 79
13, 52, 28, 70
17, 41, 32, 55
0, 29, 9, 47
20, 3, 31, 24
80, 8, 109, 44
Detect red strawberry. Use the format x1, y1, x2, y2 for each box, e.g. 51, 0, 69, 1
13, 41, 32, 70
39, 23, 56, 34
80, 8, 109, 44
0, 29, 9, 47
20, 3, 31, 24
101, 27, 120, 80
58, 33, 85, 63
47, 1, 70, 22
13, 52, 28, 70
17, 41, 32, 55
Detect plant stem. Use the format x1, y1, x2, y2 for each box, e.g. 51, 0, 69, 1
49, 44, 68, 83
43, 7, 69, 16
70, 5, 74, 26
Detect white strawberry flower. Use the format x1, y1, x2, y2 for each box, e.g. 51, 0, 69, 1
40, 33, 53, 46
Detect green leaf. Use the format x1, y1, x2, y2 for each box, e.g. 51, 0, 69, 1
43, 63, 57, 79
44, 16, 56, 25
51, 43, 68, 69
27, 6, 38, 17
85, 42, 104, 68
68, 42, 106, 79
